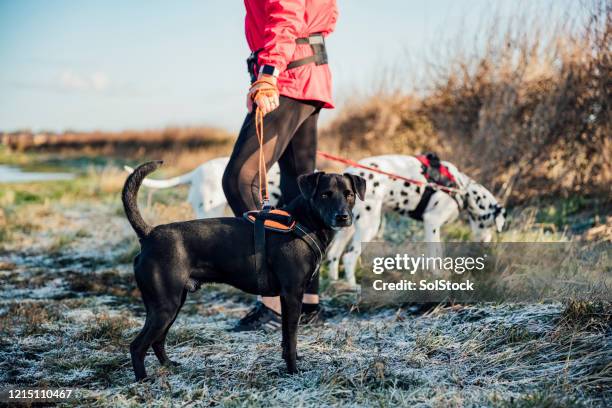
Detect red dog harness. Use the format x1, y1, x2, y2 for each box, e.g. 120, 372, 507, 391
408, 153, 461, 220
415, 153, 458, 188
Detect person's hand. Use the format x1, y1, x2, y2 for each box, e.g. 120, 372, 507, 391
247, 74, 279, 115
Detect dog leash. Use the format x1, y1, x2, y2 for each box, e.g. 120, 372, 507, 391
246, 102, 325, 294
316, 151, 465, 195
255, 103, 271, 208
252, 104, 274, 294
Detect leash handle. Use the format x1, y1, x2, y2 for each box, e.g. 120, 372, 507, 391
255, 107, 270, 206
250, 77, 278, 208
316, 151, 464, 195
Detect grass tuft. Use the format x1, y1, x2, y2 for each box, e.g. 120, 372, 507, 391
559, 299, 612, 332
76, 312, 137, 347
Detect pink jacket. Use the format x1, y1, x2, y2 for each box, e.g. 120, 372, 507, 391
244, 0, 338, 108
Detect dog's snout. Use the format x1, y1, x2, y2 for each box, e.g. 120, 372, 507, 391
335, 212, 350, 222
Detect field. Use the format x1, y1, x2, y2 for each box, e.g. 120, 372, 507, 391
1, 2, 611, 406
0, 148, 610, 407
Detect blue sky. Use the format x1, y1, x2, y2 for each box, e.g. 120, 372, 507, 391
0, 0, 576, 133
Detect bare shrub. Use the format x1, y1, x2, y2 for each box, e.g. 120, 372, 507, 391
321, 1, 610, 204
422, 1, 611, 202
320, 94, 442, 157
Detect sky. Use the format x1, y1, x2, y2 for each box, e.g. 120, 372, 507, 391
0, 0, 578, 133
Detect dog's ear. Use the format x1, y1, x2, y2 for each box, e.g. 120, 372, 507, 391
298, 172, 324, 199
344, 173, 367, 201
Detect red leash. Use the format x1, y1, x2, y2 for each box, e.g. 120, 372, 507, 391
316, 151, 463, 195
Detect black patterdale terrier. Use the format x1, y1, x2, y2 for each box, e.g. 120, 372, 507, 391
122, 161, 366, 381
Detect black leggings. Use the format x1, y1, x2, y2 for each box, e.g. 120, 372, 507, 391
222, 96, 321, 295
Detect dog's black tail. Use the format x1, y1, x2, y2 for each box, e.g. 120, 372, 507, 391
122, 160, 163, 239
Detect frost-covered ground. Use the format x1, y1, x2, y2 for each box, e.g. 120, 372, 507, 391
0, 176, 610, 407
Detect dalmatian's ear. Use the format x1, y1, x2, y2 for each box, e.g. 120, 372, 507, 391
344, 173, 367, 201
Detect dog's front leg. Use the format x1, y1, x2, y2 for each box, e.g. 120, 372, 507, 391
280, 295, 302, 374
343, 202, 382, 286
326, 224, 354, 280
423, 192, 459, 274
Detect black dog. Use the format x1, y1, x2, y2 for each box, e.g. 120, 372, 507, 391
122, 161, 366, 381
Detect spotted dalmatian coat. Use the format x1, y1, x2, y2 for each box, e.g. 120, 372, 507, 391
325, 155, 506, 286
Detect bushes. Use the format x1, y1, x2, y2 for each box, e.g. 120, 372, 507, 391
320, 94, 443, 158
424, 1, 610, 201
321, 1, 611, 203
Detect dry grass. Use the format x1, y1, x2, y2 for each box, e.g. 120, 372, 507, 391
422, 1, 610, 202
320, 1, 611, 204
0, 175, 609, 406
76, 312, 140, 347
0, 302, 62, 336
2, 265, 610, 407
0, 3, 610, 406
1, 126, 232, 152
560, 299, 612, 332
319, 94, 443, 158
1, 128, 235, 174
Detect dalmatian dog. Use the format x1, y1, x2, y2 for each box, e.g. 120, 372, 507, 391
124, 157, 282, 218
325, 155, 506, 286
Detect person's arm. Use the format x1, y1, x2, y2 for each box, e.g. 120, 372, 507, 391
248, 0, 306, 115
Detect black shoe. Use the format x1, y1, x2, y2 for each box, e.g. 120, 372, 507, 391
299, 305, 325, 326
231, 302, 281, 332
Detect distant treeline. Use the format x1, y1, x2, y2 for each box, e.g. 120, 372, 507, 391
1, 127, 233, 153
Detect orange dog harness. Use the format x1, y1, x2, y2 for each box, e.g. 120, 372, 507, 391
243, 107, 323, 294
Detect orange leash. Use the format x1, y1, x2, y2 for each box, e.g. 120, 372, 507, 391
251, 78, 277, 208
255, 107, 269, 207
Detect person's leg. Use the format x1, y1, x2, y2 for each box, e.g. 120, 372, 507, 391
222, 97, 318, 329
275, 110, 318, 206
222, 97, 316, 215
262, 108, 321, 316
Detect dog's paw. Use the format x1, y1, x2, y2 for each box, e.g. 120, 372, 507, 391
283, 351, 303, 361
328, 280, 361, 293
162, 360, 181, 367
185, 278, 202, 293
287, 365, 300, 375
135, 375, 152, 383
